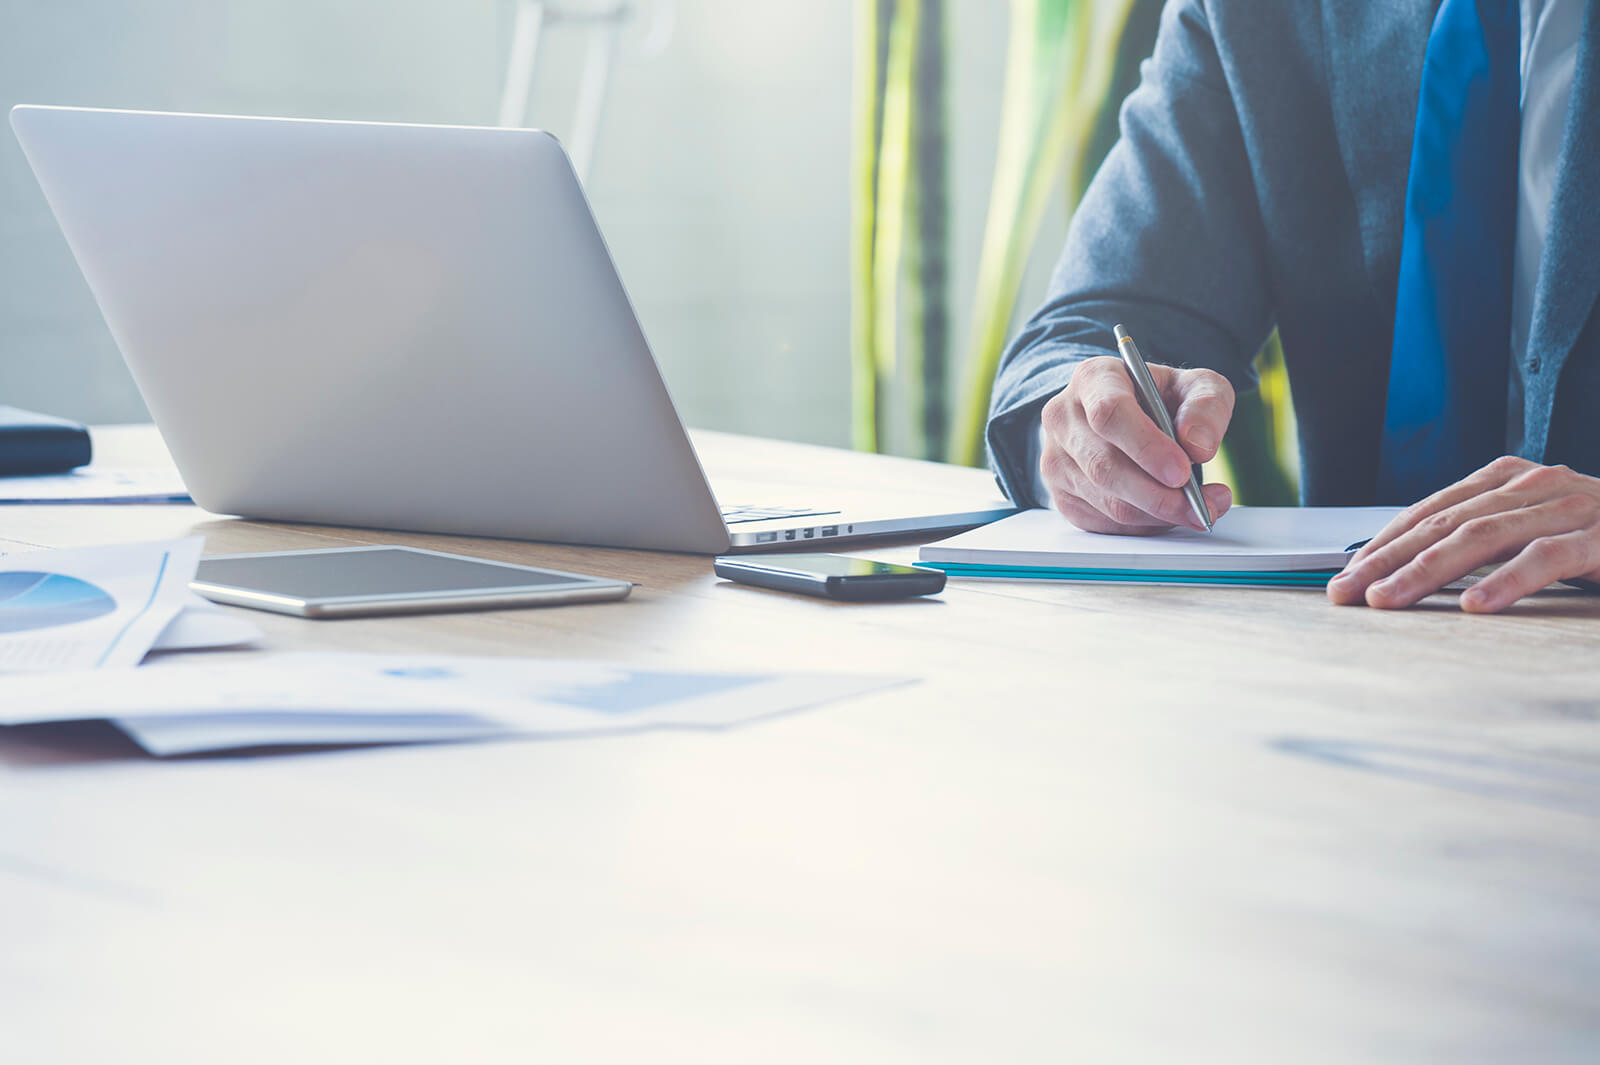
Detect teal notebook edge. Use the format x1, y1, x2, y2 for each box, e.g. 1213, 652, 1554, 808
920, 563, 1341, 588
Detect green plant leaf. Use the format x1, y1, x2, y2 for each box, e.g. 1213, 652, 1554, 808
1219, 333, 1300, 505
850, 0, 897, 453
904, 0, 949, 459
952, 0, 1147, 467
872, 0, 921, 396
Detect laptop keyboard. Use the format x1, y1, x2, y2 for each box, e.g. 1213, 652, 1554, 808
720, 504, 841, 525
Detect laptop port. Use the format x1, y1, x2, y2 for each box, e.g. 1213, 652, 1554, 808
756, 531, 778, 543
802, 528, 815, 539
784, 530, 796, 541
820, 526, 838, 537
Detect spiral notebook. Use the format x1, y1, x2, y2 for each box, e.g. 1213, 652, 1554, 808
918, 506, 1403, 587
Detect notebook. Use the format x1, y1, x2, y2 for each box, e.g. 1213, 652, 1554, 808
918, 506, 1404, 586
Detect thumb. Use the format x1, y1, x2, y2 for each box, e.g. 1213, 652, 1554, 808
1166, 368, 1235, 463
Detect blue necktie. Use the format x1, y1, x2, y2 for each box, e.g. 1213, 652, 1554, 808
1378, 0, 1522, 504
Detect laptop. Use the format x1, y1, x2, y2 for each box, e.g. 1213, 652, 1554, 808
11, 105, 1015, 553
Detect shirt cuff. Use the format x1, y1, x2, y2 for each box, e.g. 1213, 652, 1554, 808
1027, 416, 1051, 510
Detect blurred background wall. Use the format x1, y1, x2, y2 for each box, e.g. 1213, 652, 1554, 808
0, 0, 1064, 448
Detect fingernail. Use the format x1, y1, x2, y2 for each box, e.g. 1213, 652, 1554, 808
1187, 429, 1215, 453
1161, 460, 1188, 487
1370, 577, 1406, 602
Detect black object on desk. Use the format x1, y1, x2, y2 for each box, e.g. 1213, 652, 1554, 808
714, 553, 947, 601
0, 406, 92, 475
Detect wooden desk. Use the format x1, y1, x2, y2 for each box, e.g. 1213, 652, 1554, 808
5, 427, 1599, 1063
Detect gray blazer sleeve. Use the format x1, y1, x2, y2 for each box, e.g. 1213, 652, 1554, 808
986, 0, 1277, 506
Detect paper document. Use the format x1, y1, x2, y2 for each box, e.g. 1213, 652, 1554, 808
150, 595, 265, 653
118, 712, 513, 756
0, 537, 203, 671
0, 467, 190, 504
920, 506, 1403, 579
0, 652, 911, 755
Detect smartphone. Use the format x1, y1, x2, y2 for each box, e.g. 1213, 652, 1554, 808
713, 553, 946, 602
192, 546, 632, 618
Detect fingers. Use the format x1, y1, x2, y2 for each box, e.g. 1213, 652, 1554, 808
1330, 458, 1600, 610
1038, 357, 1236, 536
1202, 482, 1234, 524
1041, 443, 1200, 533
1329, 477, 1542, 604
1347, 455, 1536, 566
1049, 486, 1162, 536
1338, 495, 1600, 609
1071, 359, 1194, 489
1462, 528, 1600, 613
1327, 458, 1600, 609
1168, 369, 1235, 464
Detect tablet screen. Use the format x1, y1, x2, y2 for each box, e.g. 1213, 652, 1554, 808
195, 547, 586, 599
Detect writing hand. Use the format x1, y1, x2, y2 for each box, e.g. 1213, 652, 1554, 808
1039, 356, 1234, 534
1327, 456, 1600, 612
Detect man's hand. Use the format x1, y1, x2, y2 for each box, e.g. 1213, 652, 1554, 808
1039, 356, 1235, 534
1327, 456, 1600, 612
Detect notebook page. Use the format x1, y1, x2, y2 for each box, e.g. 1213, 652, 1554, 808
919, 506, 1403, 573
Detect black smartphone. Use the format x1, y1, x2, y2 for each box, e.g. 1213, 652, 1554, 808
713, 553, 946, 602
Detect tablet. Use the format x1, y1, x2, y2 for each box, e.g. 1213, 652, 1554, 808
191, 546, 632, 618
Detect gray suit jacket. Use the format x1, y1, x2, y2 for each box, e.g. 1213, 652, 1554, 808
987, 0, 1600, 507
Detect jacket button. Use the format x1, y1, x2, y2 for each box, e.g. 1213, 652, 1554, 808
1528, 357, 1542, 373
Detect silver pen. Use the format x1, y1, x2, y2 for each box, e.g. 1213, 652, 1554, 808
1112, 323, 1215, 532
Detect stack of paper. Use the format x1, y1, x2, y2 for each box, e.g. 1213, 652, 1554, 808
0, 653, 909, 756
0, 538, 259, 671
919, 506, 1403, 587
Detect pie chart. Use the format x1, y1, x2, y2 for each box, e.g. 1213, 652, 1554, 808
0, 572, 118, 634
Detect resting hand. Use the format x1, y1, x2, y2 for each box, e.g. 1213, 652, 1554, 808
1327, 456, 1600, 612
1039, 357, 1234, 534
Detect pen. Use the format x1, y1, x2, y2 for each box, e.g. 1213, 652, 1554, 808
1112, 323, 1215, 532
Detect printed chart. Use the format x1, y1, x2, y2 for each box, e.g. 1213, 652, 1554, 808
0, 571, 117, 634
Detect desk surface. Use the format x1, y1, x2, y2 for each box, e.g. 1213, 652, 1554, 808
4, 427, 1599, 1064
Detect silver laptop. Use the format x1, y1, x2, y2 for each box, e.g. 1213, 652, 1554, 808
11, 105, 1015, 553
